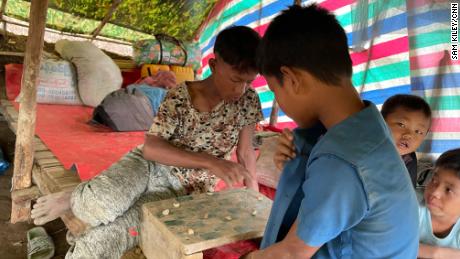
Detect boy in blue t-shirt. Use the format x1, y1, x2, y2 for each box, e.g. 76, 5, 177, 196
244, 4, 419, 258
418, 148, 460, 258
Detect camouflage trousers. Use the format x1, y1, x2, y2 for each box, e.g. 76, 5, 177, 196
65, 146, 185, 259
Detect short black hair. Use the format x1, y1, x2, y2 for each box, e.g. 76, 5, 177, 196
381, 94, 432, 119
257, 4, 352, 85
435, 148, 460, 179
214, 26, 261, 72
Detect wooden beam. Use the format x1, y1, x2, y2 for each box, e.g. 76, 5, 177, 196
1, 16, 132, 46
91, 0, 122, 40
11, 186, 40, 203
10, 0, 48, 224
269, 100, 279, 127
0, 0, 7, 36
0, 51, 24, 57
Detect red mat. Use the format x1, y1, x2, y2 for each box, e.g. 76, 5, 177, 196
5, 64, 146, 180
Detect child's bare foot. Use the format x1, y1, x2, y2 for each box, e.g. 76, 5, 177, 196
31, 191, 72, 225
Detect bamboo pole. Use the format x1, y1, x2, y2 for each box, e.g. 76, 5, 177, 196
1, 17, 132, 46
91, 0, 122, 40
11, 0, 48, 223
0, 0, 7, 36
0, 0, 7, 18
268, 101, 279, 127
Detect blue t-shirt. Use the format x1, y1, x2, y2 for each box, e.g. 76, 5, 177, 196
418, 192, 460, 248
261, 101, 419, 259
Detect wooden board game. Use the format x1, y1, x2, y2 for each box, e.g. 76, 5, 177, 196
141, 188, 273, 259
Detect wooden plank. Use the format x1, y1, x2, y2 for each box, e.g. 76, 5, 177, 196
51, 176, 80, 190
11, 186, 41, 203
0, 51, 24, 57
35, 157, 61, 167
141, 189, 272, 258
5, 105, 18, 122
42, 167, 72, 179
141, 211, 203, 259
114, 59, 137, 70
11, 0, 48, 224
33, 150, 55, 160
33, 142, 50, 152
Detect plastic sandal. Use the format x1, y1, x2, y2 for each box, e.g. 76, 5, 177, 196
27, 227, 55, 259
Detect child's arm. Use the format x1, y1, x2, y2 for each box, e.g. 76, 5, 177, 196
418, 243, 460, 258
143, 134, 253, 187
236, 124, 258, 191
243, 221, 319, 259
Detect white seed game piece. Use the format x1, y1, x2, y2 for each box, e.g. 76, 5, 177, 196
173, 202, 180, 208
162, 209, 170, 216
251, 210, 257, 216
206, 192, 214, 196
257, 196, 263, 201
187, 228, 194, 235
225, 216, 233, 221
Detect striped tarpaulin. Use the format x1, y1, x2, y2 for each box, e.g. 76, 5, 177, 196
407, 0, 460, 159
197, 0, 459, 159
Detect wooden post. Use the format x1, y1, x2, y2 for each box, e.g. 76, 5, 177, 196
11, 0, 48, 223
268, 101, 278, 127
0, 0, 8, 37
91, 0, 122, 40
0, 0, 7, 19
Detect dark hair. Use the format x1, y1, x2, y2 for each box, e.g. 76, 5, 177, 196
381, 94, 432, 119
214, 26, 261, 72
257, 4, 352, 85
435, 148, 460, 178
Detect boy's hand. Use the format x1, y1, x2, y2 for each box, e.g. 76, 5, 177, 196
209, 159, 253, 188
274, 128, 296, 171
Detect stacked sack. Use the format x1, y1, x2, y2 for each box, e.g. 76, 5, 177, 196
55, 39, 122, 107
15, 52, 82, 105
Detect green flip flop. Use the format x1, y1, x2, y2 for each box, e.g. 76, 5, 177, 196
27, 227, 55, 259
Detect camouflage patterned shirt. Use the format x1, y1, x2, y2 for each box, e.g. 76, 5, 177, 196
148, 82, 263, 194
